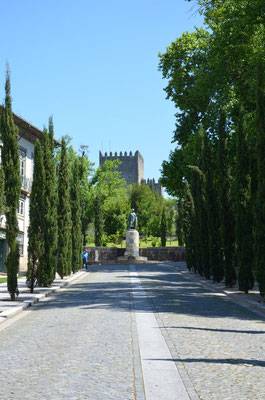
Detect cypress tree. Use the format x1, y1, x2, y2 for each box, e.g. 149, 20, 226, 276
57, 138, 72, 278
27, 140, 45, 292
94, 196, 103, 246
160, 207, 167, 247
255, 59, 265, 296
183, 182, 196, 271
176, 199, 185, 246
71, 158, 82, 273
217, 113, 237, 287
202, 129, 223, 282
235, 109, 254, 293
38, 119, 58, 286
197, 126, 210, 279
0, 68, 21, 300
190, 146, 202, 275
0, 161, 5, 217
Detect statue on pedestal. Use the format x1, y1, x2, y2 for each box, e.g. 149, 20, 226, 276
127, 209, 137, 230
127, 209, 138, 230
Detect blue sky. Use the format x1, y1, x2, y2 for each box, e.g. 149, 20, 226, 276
0, 0, 203, 192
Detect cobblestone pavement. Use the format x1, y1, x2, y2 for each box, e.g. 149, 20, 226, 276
135, 264, 265, 400
0, 265, 145, 400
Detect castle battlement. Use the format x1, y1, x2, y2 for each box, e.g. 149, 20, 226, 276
99, 150, 163, 196
100, 150, 143, 160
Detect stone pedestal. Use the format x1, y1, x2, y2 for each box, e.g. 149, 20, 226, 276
125, 229, 139, 258
117, 229, 148, 262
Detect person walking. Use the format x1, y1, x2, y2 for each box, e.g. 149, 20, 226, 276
82, 249, 88, 269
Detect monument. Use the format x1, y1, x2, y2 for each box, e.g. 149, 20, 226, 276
118, 209, 147, 262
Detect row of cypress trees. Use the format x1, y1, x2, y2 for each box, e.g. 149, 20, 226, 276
0, 68, 21, 300
27, 134, 83, 292
180, 63, 265, 295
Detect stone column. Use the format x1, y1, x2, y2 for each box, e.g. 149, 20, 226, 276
125, 229, 139, 258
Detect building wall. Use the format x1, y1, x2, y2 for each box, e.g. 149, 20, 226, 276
0, 124, 36, 272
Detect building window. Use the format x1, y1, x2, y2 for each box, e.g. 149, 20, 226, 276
17, 232, 24, 256
17, 199, 25, 217
31, 153, 34, 179
19, 148, 26, 178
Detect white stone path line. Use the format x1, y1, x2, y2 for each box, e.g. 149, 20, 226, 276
130, 265, 190, 400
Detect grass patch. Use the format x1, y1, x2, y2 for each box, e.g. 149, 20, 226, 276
0, 276, 24, 284
86, 238, 179, 248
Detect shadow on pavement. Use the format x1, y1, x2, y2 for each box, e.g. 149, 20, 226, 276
28, 263, 265, 324
147, 358, 265, 368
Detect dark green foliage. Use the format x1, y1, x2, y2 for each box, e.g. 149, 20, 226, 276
94, 196, 103, 246
235, 110, 254, 293
0, 68, 20, 300
254, 60, 265, 296
38, 119, 58, 286
176, 199, 185, 246
27, 140, 45, 293
197, 127, 211, 279
183, 182, 196, 271
78, 152, 92, 245
217, 114, 237, 287
160, 207, 167, 247
57, 138, 72, 278
71, 159, 82, 273
0, 162, 5, 217
202, 130, 223, 282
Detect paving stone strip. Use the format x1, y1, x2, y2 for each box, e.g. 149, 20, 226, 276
130, 264, 190, 400
0, 266, 145, 400
135, 263, 265, 400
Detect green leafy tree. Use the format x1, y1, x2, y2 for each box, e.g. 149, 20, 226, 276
104, 193, 129, 242
71, 158, 82, 273
0, 68, 21, 300
91, 159, 128, 244
130, 183, 162, 239
78, 147, 93, 245
27, 140, 45, 292
94, 196, 103, 246
38, 118, 58, 286
57, 138, 72, 278
160, 207, 167, 247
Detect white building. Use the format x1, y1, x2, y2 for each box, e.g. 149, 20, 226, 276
0, 109, 58, 273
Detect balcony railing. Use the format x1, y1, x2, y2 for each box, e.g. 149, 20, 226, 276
21, 176, 32, 192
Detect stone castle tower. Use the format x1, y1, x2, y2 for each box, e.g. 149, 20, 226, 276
99, 150, 163, 196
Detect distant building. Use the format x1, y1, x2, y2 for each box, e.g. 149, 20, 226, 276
0, 107, 59, 273
99, 150, 163, 196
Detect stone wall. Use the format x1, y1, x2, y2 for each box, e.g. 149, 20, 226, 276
84, 246, 186, 264
139, 246, 185, 261
99, 150, 144, 185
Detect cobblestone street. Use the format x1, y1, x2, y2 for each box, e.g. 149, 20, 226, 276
0, 263, 265, 399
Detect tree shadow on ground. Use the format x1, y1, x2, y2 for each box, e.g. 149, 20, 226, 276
156, 326, 265, 335
148, 358, 265, 367
31, 263, 265, 325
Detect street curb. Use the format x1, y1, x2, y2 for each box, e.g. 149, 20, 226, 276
171, 264, 265, 317
0, 270, 87, 324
